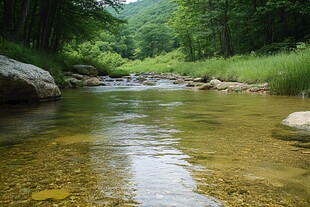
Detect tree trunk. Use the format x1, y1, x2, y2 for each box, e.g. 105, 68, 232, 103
208, 0, 217, 53
187, 33, 195, 61
1, 0, 16, 37
222, 0, 233, 58
12, 0, 31, 40
24, 0, 38, 45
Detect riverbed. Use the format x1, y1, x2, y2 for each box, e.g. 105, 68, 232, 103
0, 81, 309, 206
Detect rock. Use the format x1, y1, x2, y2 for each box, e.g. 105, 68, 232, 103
143, 81, 156, 86
84, 77, 102, 86
210, 79, 221, 86
137, 76, 147, 82
198, 83, 213, 90
193, 78, 203, 82
216, 83, 229, 90
115, 78, 124, 82
282, 111, 310, 130
174, 79, 185, 84
71, 73, 84, 80
65, 77, 83, 88
240, 84, 251, 91
249, 87, 261, 92
262, 82, 269, 89
0, 55, 61, 103
31, 189, 70, 201
186, 82, 198, 87
73, 65, 98, 77
184, 77, 193, 81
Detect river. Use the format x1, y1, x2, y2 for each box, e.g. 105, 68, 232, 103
0, 81, 309, 206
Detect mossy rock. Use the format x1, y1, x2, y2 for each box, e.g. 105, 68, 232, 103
31, 189, 70, 201
143, 81, 156, 86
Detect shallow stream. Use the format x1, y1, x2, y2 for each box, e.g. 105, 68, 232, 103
0, 81, 309, 206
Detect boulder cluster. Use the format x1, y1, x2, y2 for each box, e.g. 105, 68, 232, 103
185, 79, 269, 94
65, 69, 270, 94
64, 65, 104, 87
158, 73, 270, 94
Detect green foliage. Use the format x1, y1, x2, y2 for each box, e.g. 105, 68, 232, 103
110, 0, 176, 29
108, 0, 177, 59
0, 0, 124, 51
62, 35, 128, 72
136, 24, 174, 59
171, 0, 310, 60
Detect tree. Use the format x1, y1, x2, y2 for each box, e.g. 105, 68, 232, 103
171, 0, 310, 60
136, 23, 174, 59
0, 0, 125, 51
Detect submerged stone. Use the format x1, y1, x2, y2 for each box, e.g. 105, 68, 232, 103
31, 189, 70, 201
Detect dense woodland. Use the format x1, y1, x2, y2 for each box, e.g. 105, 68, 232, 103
0, 0, 309, 69
172, 0, 310, 60
0, 0, 124, 51
66, 0, 310, 63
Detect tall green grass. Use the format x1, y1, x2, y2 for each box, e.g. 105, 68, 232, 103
119, 49, 310, 95
268, 50, 310, 95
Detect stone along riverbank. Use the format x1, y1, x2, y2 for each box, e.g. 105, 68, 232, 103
0, 55, 61, 104
64, 69, 270, 95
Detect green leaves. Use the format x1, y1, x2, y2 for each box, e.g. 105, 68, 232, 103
171, 0, 310, 60
136, 23, 174, 59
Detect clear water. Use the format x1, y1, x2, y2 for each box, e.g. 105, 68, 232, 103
0, 83, 309, 206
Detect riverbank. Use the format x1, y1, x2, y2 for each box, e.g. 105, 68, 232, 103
1, 39, 309, 97
118, 49, 310, 96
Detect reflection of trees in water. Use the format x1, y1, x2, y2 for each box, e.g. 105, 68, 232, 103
0, 102, 60, 146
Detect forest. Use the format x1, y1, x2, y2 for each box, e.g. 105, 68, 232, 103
0, 0, 309, 94
0, 0, 124, 51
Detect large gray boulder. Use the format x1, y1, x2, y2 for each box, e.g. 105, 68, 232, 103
282, 111, 310, 130
0, 55, 61, 103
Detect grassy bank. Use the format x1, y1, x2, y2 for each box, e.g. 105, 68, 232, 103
0, 39, 127, 86
118, 49, 310, 95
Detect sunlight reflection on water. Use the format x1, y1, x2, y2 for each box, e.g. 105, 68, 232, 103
90, 101, 222, 206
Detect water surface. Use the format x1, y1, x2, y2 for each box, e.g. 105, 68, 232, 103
0, 84, 309, 206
